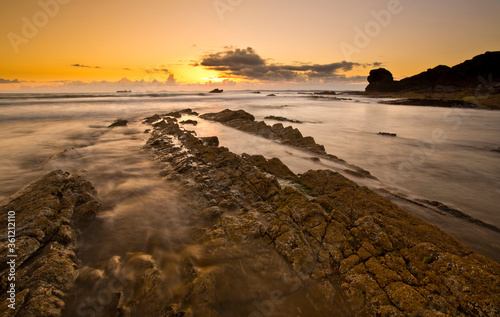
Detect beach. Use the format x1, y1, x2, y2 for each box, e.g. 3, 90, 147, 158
1, 91, 500, 315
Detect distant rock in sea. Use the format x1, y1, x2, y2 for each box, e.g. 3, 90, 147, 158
209, 88, 223, 93
378, 132, 397, 137
366, 51, 500, 93
314, 91, 337, 95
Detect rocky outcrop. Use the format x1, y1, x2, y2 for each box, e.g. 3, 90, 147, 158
383, 98, 478, 108
201, 109, 326, 155
366, 51, 500, 93
137, 114, 500, 316
264, 115, 302, 124
314, 91, 337, 95
108, 119, 128, 128
201, 109, 375, 179
0, 170, 101, 316
242, 154, 298, 181
366, 68, 396, 92
180, 119, 198, 126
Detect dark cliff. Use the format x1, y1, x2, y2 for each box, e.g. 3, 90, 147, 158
366, 51, 500, 93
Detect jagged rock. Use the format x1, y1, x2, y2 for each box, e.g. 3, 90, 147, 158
264, 115, 302, 123
200, 136, 219, 147
164, 109, 199, 119
0, 170, 101, 316
242, 154, 298, 181
108, 119, 128, 128
141, 114, 500, 316
200, 109, 376, 180
143, 114, 161, 124
163, 111, 182, 118
178, 108, 199, 116
201, 109, 326, 155
201, 109, 255, 123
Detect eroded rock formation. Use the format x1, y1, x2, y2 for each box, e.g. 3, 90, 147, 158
136, 112, 500, 316
0, 170, 101, 316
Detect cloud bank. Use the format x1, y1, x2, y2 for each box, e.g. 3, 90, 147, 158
197, 47, 376, 83
71, 64, 101, 69
0, 78, 21, 84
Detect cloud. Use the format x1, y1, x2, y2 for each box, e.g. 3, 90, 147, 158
71, 64, 102, 69
0, 78, 20, 84
146, 68, 171, 74
196, 47, 366, 82
166, 74, 176, 85
201, 47, 266, 71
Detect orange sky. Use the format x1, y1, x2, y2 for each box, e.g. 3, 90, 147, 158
1, 0, 499, 91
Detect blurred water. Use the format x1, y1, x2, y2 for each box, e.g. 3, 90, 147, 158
0, 90, 499, 250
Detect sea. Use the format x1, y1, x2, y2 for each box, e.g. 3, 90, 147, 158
1, 91, 499, 264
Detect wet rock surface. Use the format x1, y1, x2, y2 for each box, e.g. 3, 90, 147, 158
108, 119, 128, 128
0, 170, 101, 316
264, 115, 303, 124
2, 110, 499, 316
201, 109, 375, 179
135, 112, 500, 316
201, 109, 325, 155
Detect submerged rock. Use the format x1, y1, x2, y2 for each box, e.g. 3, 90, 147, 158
0, 170, 101, 316
264, 115, 302, 123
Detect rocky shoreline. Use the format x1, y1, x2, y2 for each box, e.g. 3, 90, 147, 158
362, 51, 500, 110
200, 109, 375, 180
1, 110, 499, 316
141, 110, 500, 316
0, 171, 101, 316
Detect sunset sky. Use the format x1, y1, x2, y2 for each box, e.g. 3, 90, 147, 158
1, 0, 499, 91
